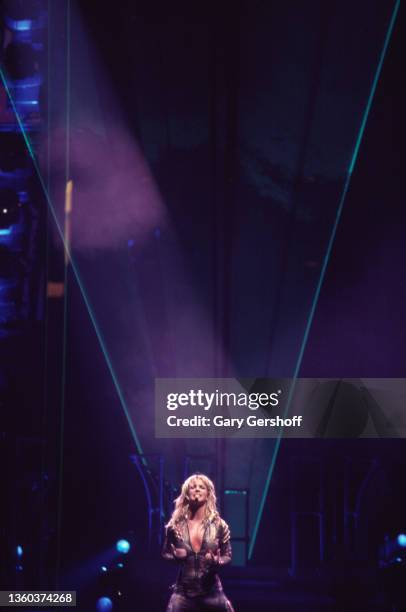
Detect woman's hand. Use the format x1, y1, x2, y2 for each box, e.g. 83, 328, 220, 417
170, 543, 187, 559
204, 548, 221, 565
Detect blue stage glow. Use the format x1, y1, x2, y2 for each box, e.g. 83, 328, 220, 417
0, 227, 13, 236
397, 534, 406, 547
100, 565, 108, 573
96, 597, 113, 611
16, 545, 23, 557
5, 18, 33, 32
7, 76, 42, 89
116, 539, 130, 554
15, 565, 23, 572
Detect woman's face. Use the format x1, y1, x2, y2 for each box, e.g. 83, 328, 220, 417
188, 478, 209, 504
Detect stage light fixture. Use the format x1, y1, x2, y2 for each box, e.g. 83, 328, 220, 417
96, 597, 113, 611
380, 533, 406, 568
5, 18, 32, 32
397, 534, 406, 547
115, 539, 130, 554
16, 545, 23, 557
0, 228, 13, 237
100, 565, 108, 573
116, 562, 124, 569
0, 189, 20, 229
3, 42, 42, 116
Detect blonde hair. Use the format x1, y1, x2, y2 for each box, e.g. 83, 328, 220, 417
167, 473, 219, 527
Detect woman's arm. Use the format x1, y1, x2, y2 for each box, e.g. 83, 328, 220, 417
162, 526, 187, 562
217, 520, 232, 566
206, 519, 232, 566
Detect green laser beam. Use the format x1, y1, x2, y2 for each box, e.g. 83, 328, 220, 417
248, 0, 400, 560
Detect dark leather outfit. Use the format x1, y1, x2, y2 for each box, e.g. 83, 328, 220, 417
162, 518, 235, 611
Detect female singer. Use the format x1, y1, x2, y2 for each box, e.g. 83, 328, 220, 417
162, 474, 235, 611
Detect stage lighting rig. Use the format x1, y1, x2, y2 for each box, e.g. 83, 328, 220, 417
3, 42, 42, 117
3, 1, 47, 60
379, 533, 406, 610
0, 189, 21, 229
379, 533, 406, 568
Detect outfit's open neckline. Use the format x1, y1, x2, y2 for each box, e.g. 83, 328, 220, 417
187, 519, 206, 554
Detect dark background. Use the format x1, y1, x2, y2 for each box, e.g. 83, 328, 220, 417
1, 0, 405, 610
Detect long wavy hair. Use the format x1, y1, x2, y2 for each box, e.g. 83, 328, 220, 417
167, 473, 219, 527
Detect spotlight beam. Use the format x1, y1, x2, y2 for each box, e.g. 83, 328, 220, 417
0, 68, 144, 458
248, 0, 401, 560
